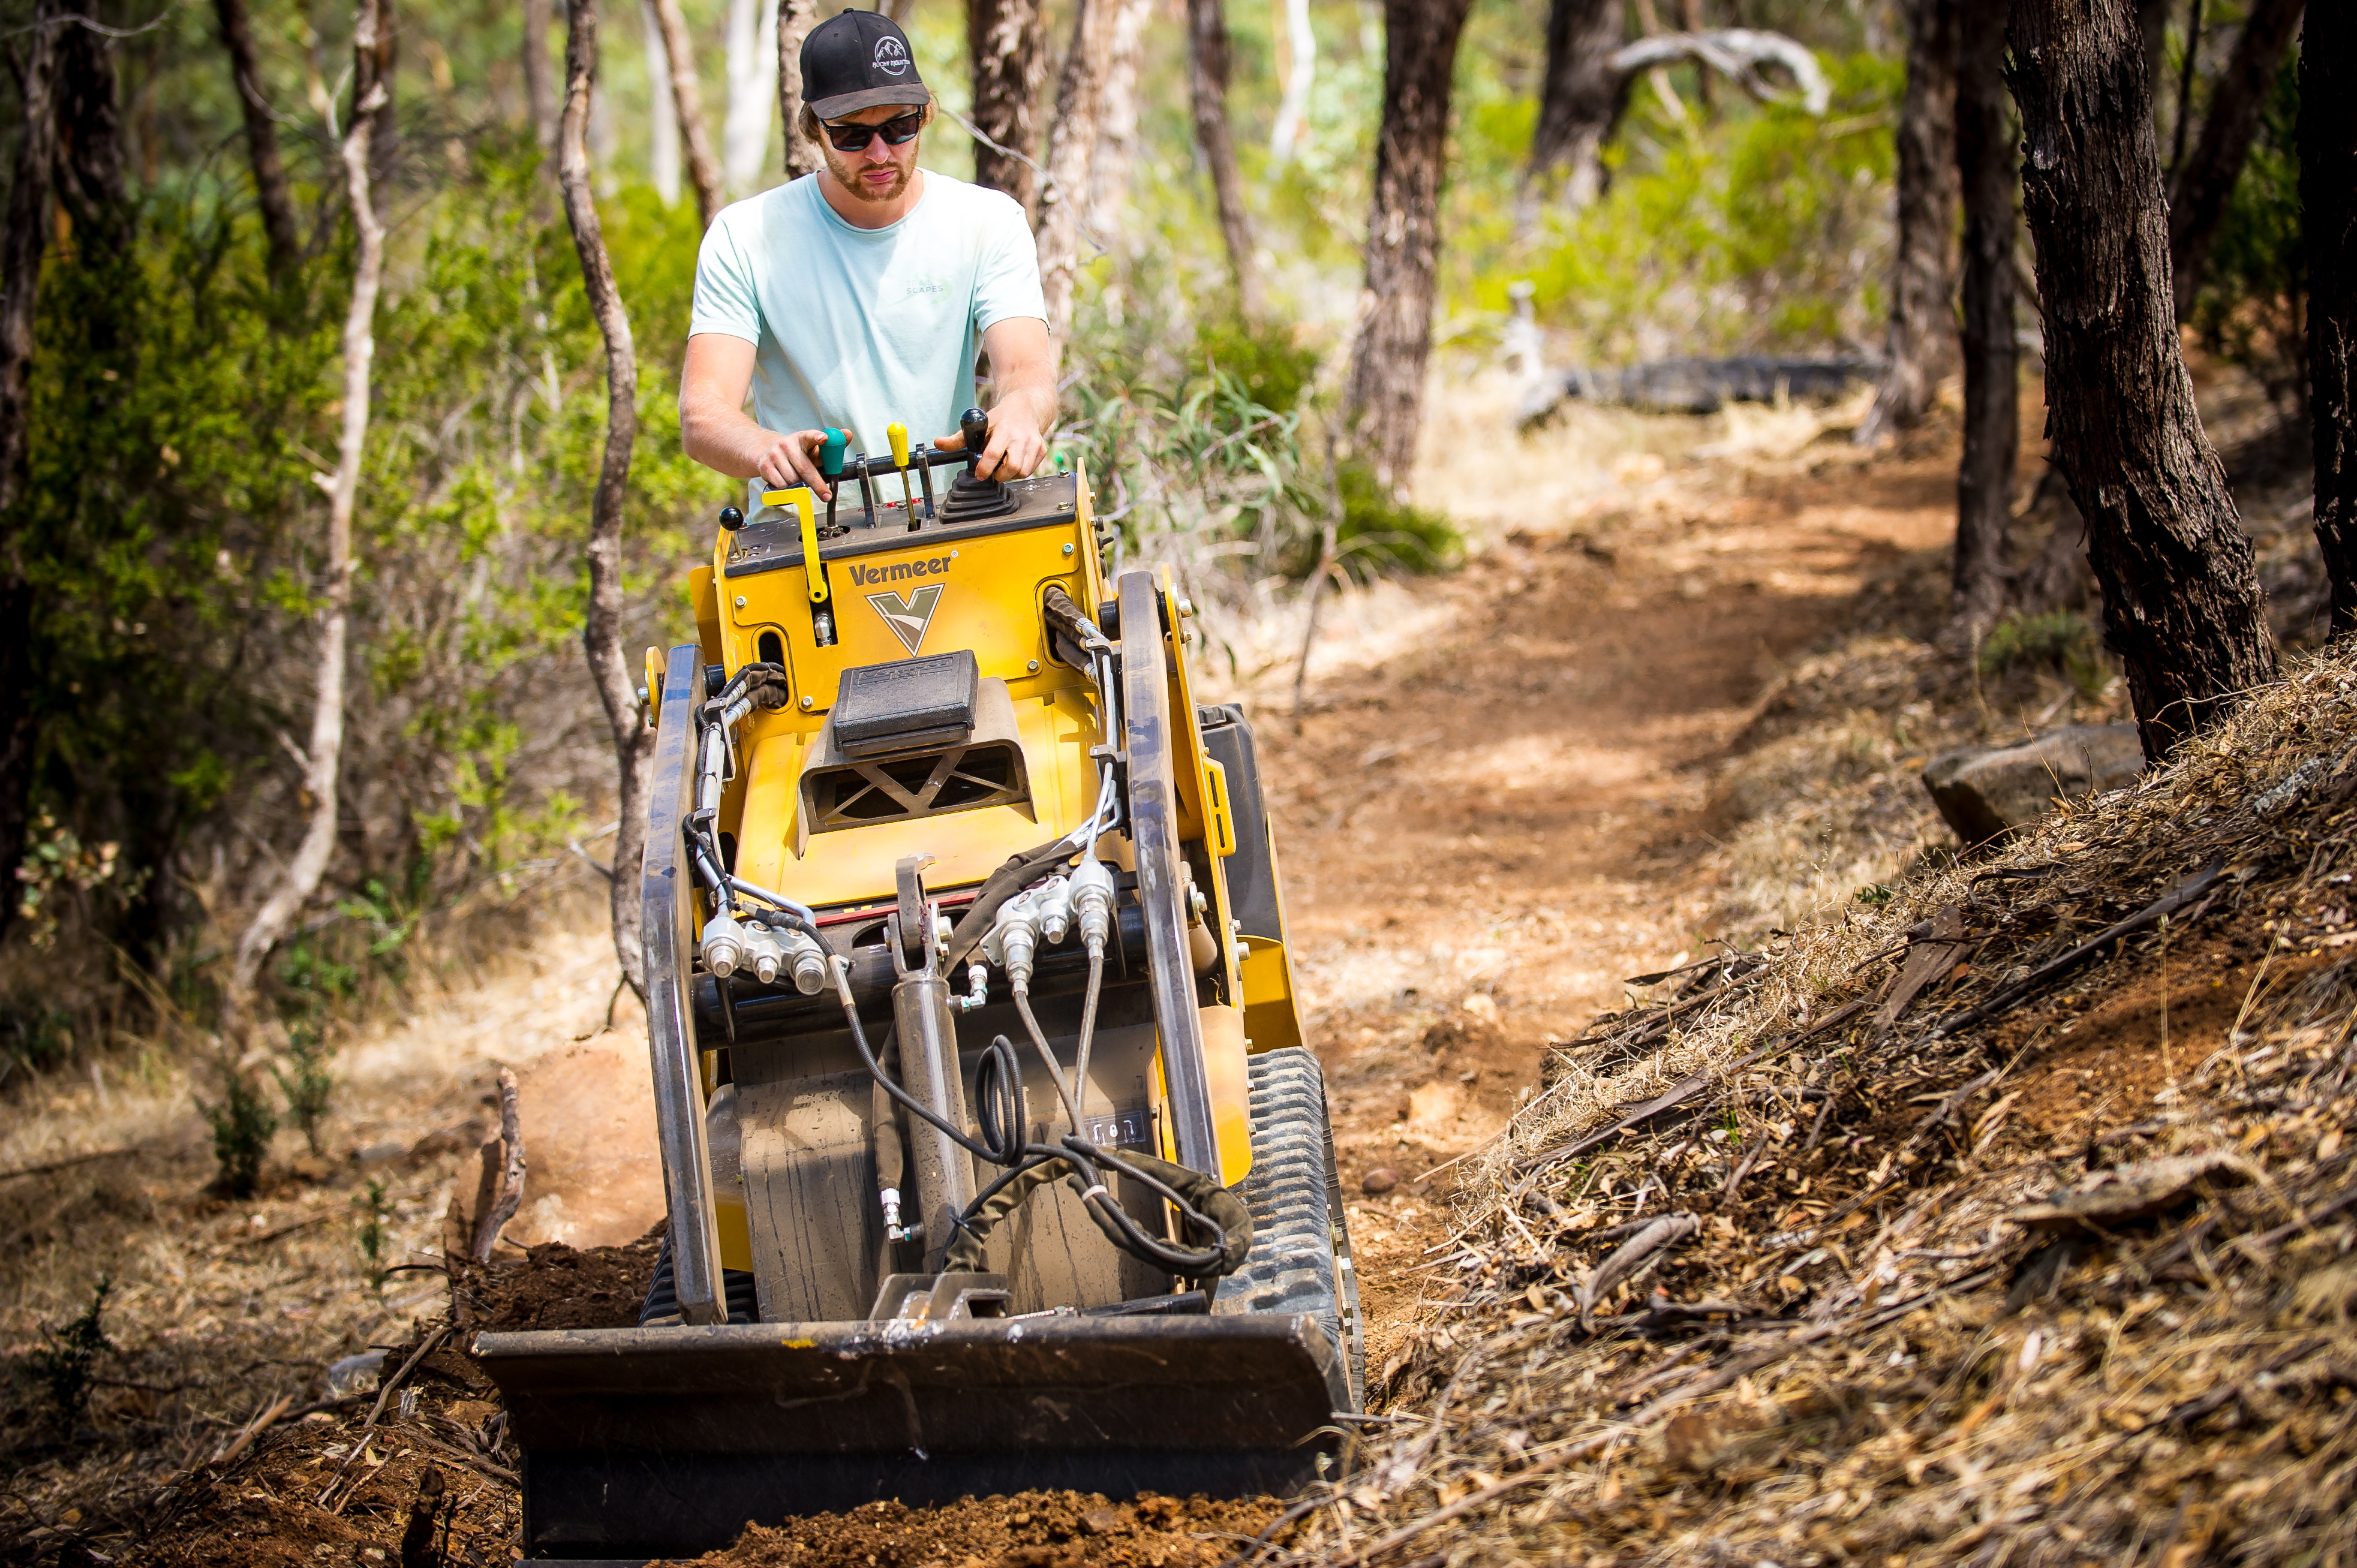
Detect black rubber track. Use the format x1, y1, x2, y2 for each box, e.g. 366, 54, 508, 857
639, 1236, 760, 1326
1217, 1047, 1366, 1410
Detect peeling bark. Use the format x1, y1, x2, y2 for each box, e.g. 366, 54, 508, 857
558, 0, 656, 998
2010, 0, 2275, 759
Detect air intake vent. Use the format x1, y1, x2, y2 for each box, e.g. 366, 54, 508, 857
795, 676, 1032, 846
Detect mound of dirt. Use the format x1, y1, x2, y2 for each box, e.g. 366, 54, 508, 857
1287, 650, 2357, 1565
452, 1231, 660, 1332
661, 1491, 1286, 1567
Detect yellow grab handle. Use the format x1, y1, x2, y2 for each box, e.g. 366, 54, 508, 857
1204, 758, 1237, 857
887, 422, 910, 468
762, 486, 825, 604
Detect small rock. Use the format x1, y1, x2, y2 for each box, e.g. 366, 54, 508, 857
1361, 1167, 1401, 1196
1080, 1507, 1122, 1536
326, 1349, 386, 1398
350, 1141, 408, 1170
1921, 724, 2143, 845
288, 1155, 335, 1184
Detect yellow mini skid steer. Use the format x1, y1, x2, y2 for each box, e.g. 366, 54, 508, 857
475, 412, 1363, 1563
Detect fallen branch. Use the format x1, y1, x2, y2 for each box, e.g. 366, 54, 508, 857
1577, 1213, 1698, 1331
0, 1146, 140, 1183
470, 1066, 525, 1263
211, 1392, 293, 1467
1935, 859, 2226, 1037
320, 1325, 452, 1512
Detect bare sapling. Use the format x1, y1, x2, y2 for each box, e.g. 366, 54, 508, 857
558, 0, 657, 997
227, 0, 389, 1015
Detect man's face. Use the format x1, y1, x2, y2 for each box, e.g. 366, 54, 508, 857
820, 103, 923, 204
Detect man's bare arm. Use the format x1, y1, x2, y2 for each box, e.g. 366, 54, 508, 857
680, 333, 840, 499
948, 317, 1055, 480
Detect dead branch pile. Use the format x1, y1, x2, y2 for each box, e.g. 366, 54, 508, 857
1276, 649, 2357, 1567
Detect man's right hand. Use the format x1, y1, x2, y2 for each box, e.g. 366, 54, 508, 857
684, 335, 843, 499
757, 429, 836, 502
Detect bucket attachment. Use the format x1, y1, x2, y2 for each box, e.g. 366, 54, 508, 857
474, 1311, 1348, 1562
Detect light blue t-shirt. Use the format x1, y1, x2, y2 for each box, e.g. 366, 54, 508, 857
689, 170, 1046, 474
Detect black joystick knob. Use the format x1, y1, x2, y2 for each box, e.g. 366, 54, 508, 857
940, 407, 1017, 523
718, 504, 744, 532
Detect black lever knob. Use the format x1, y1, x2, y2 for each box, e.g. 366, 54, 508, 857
718, 504, 744, 531
960, 407, 990, 461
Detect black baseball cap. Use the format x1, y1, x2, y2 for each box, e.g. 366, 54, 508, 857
802, 11, 930, 120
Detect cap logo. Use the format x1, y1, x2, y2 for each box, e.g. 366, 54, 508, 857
872, 35, 910, 75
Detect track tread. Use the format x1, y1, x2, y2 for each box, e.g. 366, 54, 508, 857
1216, 1048, 1365, 1409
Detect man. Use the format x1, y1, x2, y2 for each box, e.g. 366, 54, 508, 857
680, 10, 1053, 502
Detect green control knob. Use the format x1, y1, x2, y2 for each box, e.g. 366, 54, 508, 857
819, 428, 849, 480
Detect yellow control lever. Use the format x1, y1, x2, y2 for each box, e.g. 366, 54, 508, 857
763, 486, 825, 604
887, 422, 909, 468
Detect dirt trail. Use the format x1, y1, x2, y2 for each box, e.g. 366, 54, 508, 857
1244, 397, 1958, 1370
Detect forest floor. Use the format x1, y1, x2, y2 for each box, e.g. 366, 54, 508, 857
0, 363, 2337, 1567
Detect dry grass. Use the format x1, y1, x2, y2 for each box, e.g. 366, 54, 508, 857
1258, 648, 2357, 1567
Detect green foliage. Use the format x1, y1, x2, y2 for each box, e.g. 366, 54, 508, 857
29, 1277, 113, 1425
272, 1025, 336, 1158
1455, 54, 1902, 363
2188, 48, 2305, 403
353, 1178, 394, 1290
1195, 315, 1322, 417
1331, 462, 1461, 580
1979, 610, 2112, 699
201, 1069, 278, 1198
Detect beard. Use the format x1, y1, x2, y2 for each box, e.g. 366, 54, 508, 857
825, 145, 915, 204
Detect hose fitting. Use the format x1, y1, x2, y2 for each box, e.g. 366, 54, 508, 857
700, 912, 749, 979
1070, 857, 1116, 958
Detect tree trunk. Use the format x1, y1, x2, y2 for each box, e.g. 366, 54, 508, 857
2304, 1, 2356, 638
723, 0, 779, 195
644, 0, 682, 206
558, 0, 656, 998
2166, 0, 2303, 321
2167, 0, 2199, 179
1858, 0, 1959, 446
969, 0, 1048, 218
774, 0, 821, 182
1951, 0, 2016, 637
366, 0, 398, 189
1270, 0, 1314, 161
648, 0, 724, 223
1087, 0, 1151, 234
2010, 0, 2275, 760
1184, 0, 1259, 317
229, 0, 389, 1006
1521, 0, 1620, 215
1341, 0, 1476, 490
0, 1, 59, 946
1035, 0, 1115, 341
53, 0, 126, 248
524, 0, 558, 150
211, 0, 300, 275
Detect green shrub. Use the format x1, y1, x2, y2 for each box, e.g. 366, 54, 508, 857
273, 1025, 336, 1158
353, 1178, 393, 1290
1979, 610, 2112, 700
29, 1277, 112, 1425
1195, 314, 1322, 417
1330, 462, 1462, 580
201, 1069, 277, 1198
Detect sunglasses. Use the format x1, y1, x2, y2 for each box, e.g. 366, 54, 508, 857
822, 111, 924, 152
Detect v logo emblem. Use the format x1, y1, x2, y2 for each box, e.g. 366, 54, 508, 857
867, 583, 945, 654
